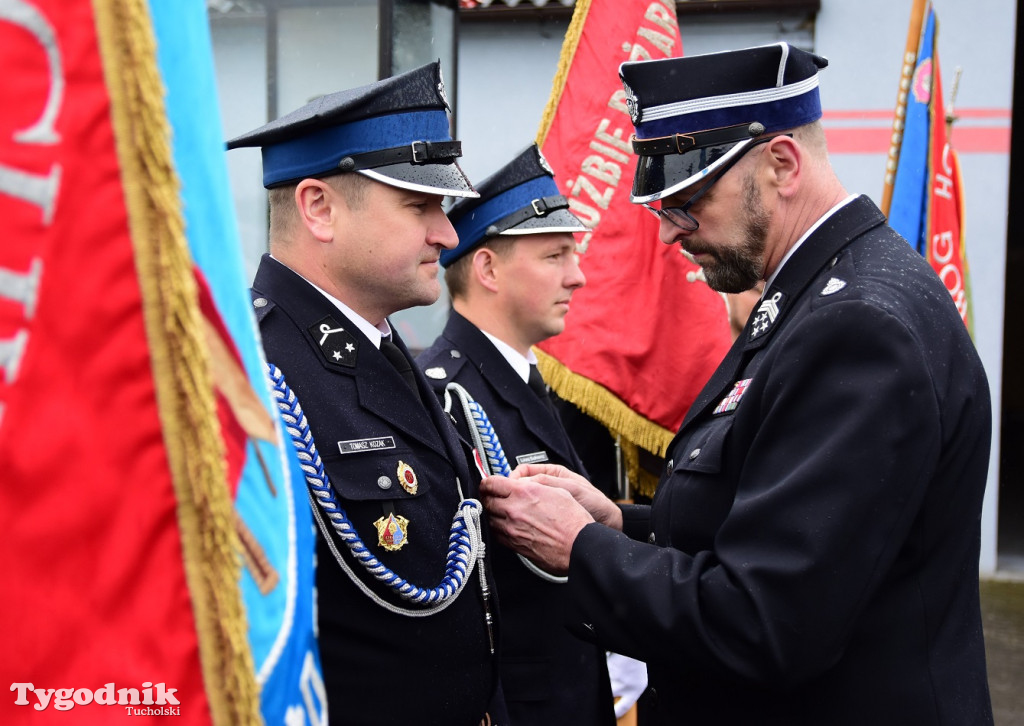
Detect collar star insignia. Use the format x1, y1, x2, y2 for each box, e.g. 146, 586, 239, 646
308, 315, 358, 368
749, 291, 786, 342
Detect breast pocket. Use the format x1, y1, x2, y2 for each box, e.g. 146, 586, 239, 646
672, 418, 732, 475
321, 443, 430, 502
660, 418, 736, 549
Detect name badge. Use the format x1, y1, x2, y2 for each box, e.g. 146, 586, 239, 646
338, 436, 396, 454
516, 451, 549, 465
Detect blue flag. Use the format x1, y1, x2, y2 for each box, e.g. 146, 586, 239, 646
148, 2, 325, 723
888, 5, 936, 255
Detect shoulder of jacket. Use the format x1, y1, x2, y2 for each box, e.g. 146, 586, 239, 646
249, 289, 277, 322
417, 344, 471, 389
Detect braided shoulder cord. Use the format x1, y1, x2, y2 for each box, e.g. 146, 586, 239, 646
267, 363, 487, 616
444, 382, 567, 585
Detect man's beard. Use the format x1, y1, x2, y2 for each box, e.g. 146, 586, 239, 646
697, 173, 770, 294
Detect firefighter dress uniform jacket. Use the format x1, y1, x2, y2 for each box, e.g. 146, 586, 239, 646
418, 311, 615, 726
563, 196, 993, 725
252, 255, 499, 726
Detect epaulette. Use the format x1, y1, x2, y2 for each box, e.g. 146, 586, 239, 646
250, 290, 276, 322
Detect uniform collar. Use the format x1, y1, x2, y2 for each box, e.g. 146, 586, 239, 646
271, 255, 391, 348
764, 193, 859, 291
480, 330, 537, 384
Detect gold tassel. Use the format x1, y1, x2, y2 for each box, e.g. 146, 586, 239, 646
93, 1, 260, 723
536, 348, 675, 498
535, 0, 592, 148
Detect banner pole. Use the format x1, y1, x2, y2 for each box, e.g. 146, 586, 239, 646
881, 0, 929, 216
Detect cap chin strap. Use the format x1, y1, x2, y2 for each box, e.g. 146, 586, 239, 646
631, 121, 764, 157
483, 194, 571, 237
337, 139, 462, 172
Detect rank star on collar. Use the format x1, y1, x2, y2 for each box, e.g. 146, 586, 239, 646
749, 291, 786, 341
308, 315, 358, 368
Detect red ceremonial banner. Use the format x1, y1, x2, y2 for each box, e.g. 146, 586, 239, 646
0, 1, 256, 723
883, 1, 972, 334
535, 0, 733, 494
926, 51, 972, 331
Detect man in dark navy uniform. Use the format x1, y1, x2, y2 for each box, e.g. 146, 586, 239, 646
227, 62, 501, 726
479, 43, 994, 725
417, 144, 616, 726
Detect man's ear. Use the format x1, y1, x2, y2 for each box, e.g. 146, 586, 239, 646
471, 247, 501, 294
295, 179, 335, 242
764, 135, 801, 197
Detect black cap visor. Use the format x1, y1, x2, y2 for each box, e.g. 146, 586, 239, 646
631, 139, 751, 204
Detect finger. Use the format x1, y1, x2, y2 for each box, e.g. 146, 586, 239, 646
480, 475, 513, 498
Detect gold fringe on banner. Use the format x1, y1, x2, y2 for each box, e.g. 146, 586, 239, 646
535, 0, 591, 148
535, 348, 675, 495
619, 440, 663, 501
93, 1, 260, 724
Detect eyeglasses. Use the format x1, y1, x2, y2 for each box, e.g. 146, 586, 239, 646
643, 135, 786, 232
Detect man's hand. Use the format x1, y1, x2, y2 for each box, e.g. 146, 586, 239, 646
480, 473, 594, 575
509, 463, 623, 531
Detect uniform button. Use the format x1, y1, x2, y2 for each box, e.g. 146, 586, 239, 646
689, 448, 701, 460
647, 533, 656, 544
377, 476, 393, 490
253, 297, 268, 308
665, 458, 674, 473
450, 349, 462, 358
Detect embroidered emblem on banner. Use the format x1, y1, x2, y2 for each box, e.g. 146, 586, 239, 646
374, 513, 409, 551
516, 451, 549, 465
820, 277, 847, 296
308, 315, 358, 368
750, 291, 786, 341
397, 461, 418, 495
714, 379, 752, 415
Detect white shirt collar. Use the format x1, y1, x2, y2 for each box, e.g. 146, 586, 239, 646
764, 194, 859, 290
272, 256, 391, 348
481, 330, 537, 384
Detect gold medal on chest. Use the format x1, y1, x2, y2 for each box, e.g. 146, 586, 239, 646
374, 512, 410, 551
397, 460, 418, 495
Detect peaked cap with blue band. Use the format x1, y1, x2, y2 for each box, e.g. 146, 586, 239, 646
619, 42, 828, 203
226, 61, 477, 197
441, 144, 585, 268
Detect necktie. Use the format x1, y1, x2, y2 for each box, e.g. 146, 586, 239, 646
528, 364, 553, 408
381, 336, 423, 405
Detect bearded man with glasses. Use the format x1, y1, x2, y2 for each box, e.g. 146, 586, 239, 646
479, 42, 994, 726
